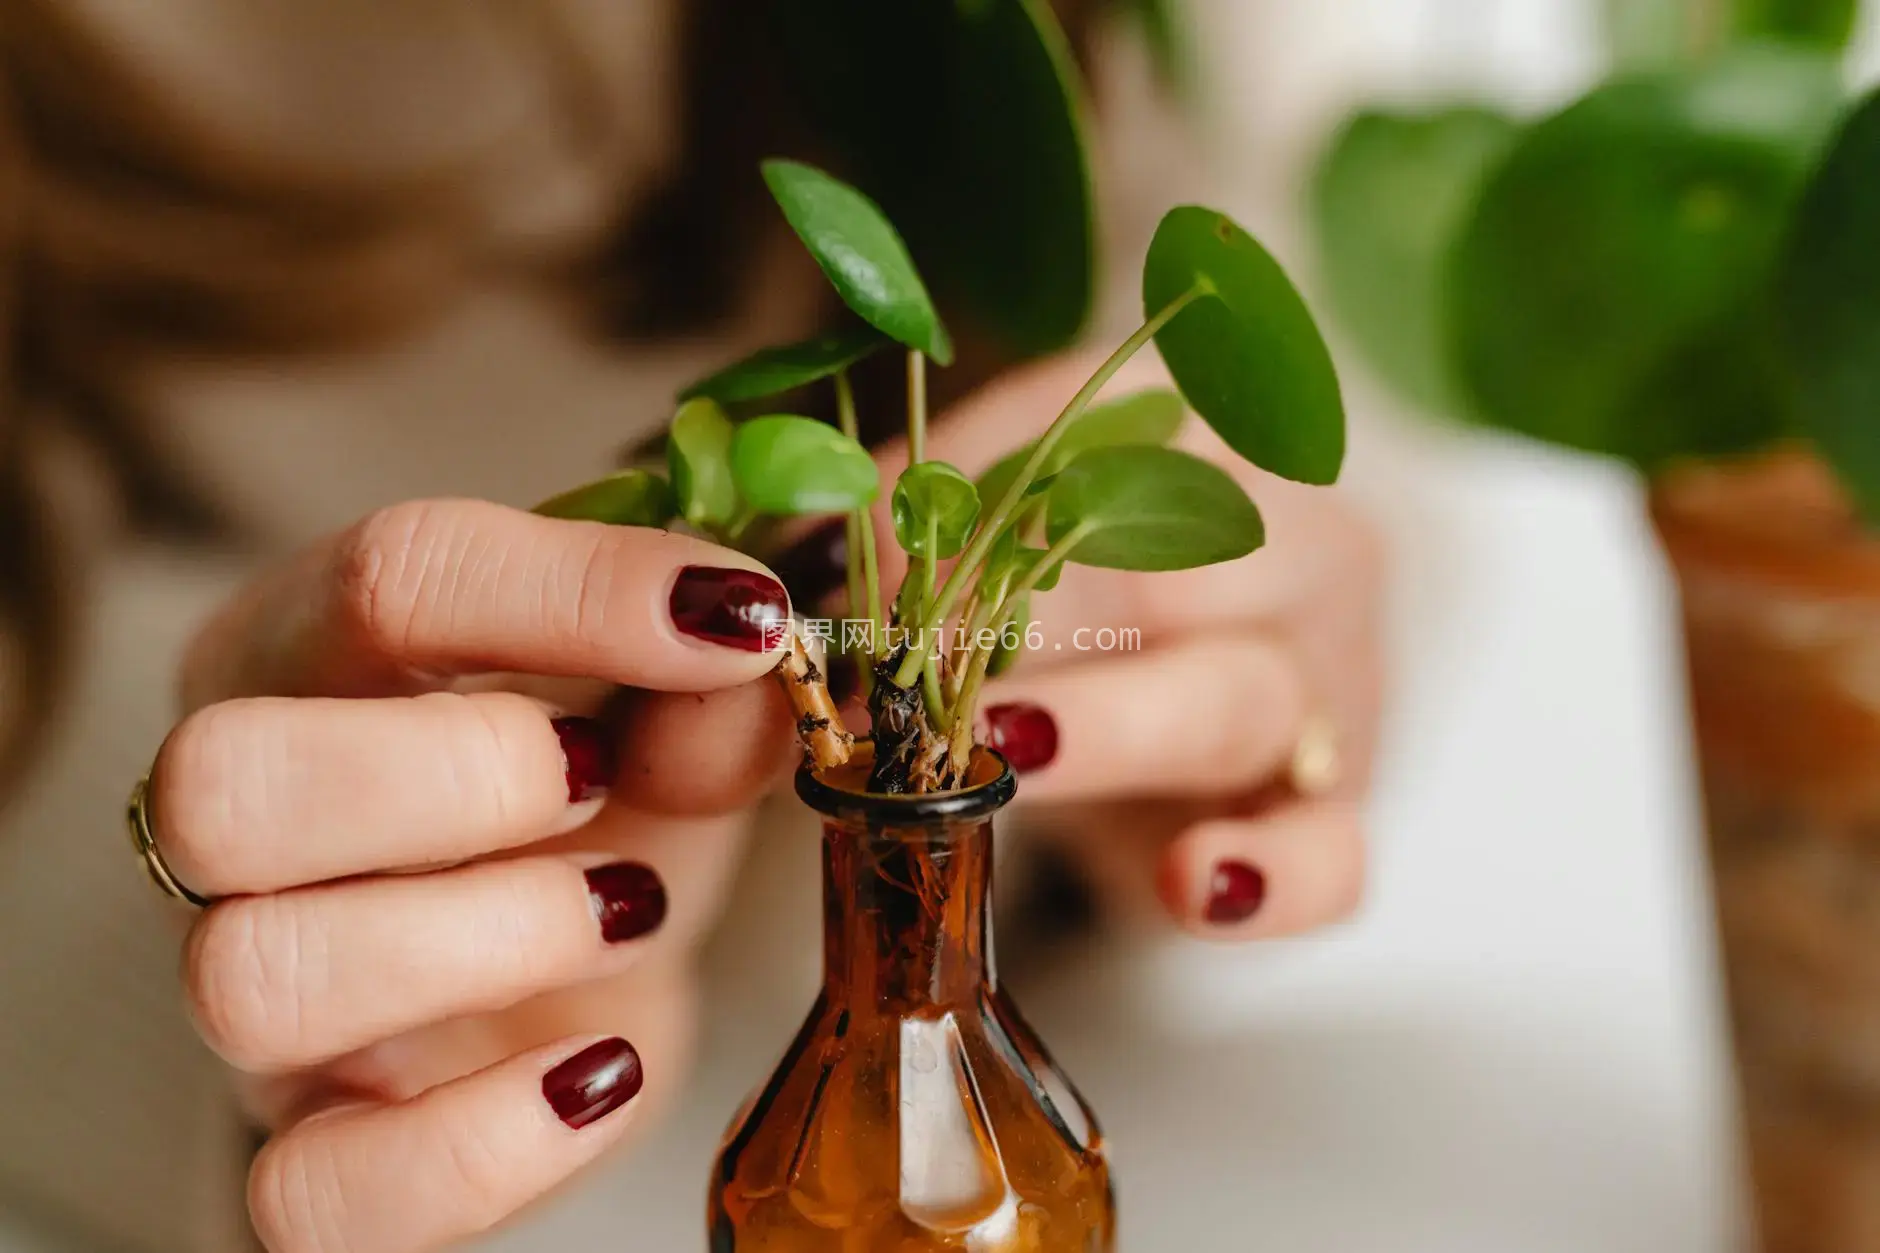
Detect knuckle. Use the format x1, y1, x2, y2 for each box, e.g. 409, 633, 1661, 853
184, 897, 320, 1070
329, 500, 457, 659
150, 703, 252, 887
248, 1133, 347, 1253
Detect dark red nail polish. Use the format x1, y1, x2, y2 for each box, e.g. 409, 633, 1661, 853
542, 1038, 643, 1129
771, 519, 849, 610
584, 861, 668, 944
670, 566, 790, 652
983, 703, 1059, 773
1205, 860, 1267, 925
553, 717, 617, 803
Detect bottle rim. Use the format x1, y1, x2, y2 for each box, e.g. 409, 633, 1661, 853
794, 741, 1016, 823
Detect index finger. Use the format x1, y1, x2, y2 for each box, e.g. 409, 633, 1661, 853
182, 499, 791, 708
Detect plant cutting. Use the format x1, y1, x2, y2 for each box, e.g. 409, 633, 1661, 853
1311, 9, 1880, 1246
538, 146, 1344, 1248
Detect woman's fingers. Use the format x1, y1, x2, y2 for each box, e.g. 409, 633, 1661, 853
183, 852, 667, 1074
977, 634, 1308, 803
248, 1035, 645, 1253
1158, 798, 1367, 939
181, 499, 790, 710
149, 691, 604, 895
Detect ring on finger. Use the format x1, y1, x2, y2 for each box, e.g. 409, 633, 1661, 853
126, 776, 215, 908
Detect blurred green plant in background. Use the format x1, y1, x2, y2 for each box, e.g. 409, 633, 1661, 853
1312, 0, 1880, 518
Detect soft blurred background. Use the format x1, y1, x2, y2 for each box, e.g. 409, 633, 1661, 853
4, 1, 1880, 1251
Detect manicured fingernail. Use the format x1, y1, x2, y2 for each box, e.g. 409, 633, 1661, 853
584, 861, 668, 944
1205, 860, 1267, 925
771, 519, 849, 610
552, 717, 617, 803
543, 1037, 643, 1129
983, 702, 1059, 773
670, 566, 790, 652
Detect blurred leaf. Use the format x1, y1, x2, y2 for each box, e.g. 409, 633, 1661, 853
1046, 445, 1264, 570
1729, 0, 1861, 50
678, 326, 887, 404
778, 0, 1094, 357
667, 398, 740, 528
1604, 0, 1699, 68
1447, 46, 1845, 464
1776, 87, 1880, 519
1145, 207, 1346, 484
975, 388, 1187, 507
762, 160, 952, 363
892, 462, 981, 559
532, 469, 676, 528
1014, 544, 1065, 592
1311, 106, 1519, 413
730, 416, 881, 515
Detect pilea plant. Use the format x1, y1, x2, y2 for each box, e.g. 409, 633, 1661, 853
1311, 1, 1880, 517
539, 157, 1344, 795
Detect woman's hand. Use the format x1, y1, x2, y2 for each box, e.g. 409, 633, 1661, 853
783, 353, 1382, 939
149, 501, 799, 1253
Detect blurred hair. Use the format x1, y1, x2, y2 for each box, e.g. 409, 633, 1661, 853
0, 0, 1107, 801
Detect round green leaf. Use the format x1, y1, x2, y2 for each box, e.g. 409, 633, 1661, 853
892, 462, 981, 560
1776, 87, 1880, 520
667, 398, 740, 529
531, 469, 676, 528
678, 325, 887, 404
730, 415, 880, 516
761, 159, 952, 364
1448, 46, 1845, 464
1311, 106, 1519, 413
777, 0, 1093, 357
1144, 207, 1347, 485
1046, 445, 1264, 571
976, 388, 1188, 507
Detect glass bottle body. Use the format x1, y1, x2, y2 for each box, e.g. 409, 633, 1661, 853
708, 751, 1114, 1251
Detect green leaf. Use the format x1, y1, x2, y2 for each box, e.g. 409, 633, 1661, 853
729, 415, 881, 516
666, 398, 740, 528
777, 0, 1094, 357
1775, 87, 1880, 520
1310, 106, 1519, 413
1448, 45, 1846, 465
988, 593, 1030, 676
1728, 0, 1860, 50
1144, 207, 1347, 485
1014, 545, 1065, 592
975, 388, 1188, 507
891, 462, 981, 560
531, 469, 676, 528
1046, 445, 1264, 571
678, 325, 887, 404
761, 159, 952, 364
1603, 0, 1697, 68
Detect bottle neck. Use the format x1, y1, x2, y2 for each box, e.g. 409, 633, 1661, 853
820, 817, 995, 1013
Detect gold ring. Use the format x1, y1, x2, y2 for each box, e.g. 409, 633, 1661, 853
126, 776, 213, 908
1288, 713, 1342, 798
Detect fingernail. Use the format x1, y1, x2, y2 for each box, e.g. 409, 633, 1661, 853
553, 717, 617, 803
1205, 860, 1268, 925
983, 702, 1059, 773
542, 1037, 643, 1129
670, 566, 790, 652
584, 861, 669, 944
771, 519, 849, 610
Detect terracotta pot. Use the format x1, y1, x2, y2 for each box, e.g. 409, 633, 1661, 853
1651, 448, 1880, 1253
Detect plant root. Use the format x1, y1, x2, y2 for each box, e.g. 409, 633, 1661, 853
773, 630, 854, 772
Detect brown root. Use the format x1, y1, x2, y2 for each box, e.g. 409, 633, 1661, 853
773, 630, 854, 772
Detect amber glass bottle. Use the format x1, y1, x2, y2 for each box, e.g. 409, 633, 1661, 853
708, 746, 1115, 1251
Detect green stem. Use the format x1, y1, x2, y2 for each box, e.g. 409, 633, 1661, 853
946, 523, 1088, 727
892, 284, 1205, 688
921, 654, 952, 735
907, 350, 928, 465
836, 369, 885, 659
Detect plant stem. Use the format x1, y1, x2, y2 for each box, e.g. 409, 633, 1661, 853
892, 284, 1205, 689
907, 350, 928, 465
922, 654, 952, 735
946, 523, 1088, 728
836, 369, 886, 658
